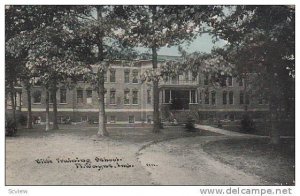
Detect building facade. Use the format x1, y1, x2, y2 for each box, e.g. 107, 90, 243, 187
7, 58, 269, 125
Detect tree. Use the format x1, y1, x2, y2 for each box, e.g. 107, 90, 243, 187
6, 6, 29, 125
114, 5, 222, 133
71, 6, 137, 136
212, 5, 295, 144
6, 6, 88, 131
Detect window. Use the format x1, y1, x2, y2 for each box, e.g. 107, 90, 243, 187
192, 74, 197, 81
211, 91, 216, 105
165, 90, 171, 103
147, 89, 151, 104
204, 90, 209, 104
245, 93, 250, 105
132, 70, 138, 83
190, 90, 197, 103
60, 89, 67, 104
132, 90, 138, 104
258, 95, 263, 104
227, 76, 233, 86
49, 92, 55, 104
110, 90, 116, 104
240, 91, 244, 104
124, 70, 130, 83
33, 90, 42, 104
264, 95, 269, 104
129, 115, 135, 123
171, 76, 177, 84
124, 90, 130, 105
86, 89, 92, 104
204, 74, 209, 85
184, 71, 189, 81
223, 91, 227, 104
104, 71, 107, 82
104, 89, 107, 105
110, 116, 116, 123
199, 92, 202, 104
229, 91, 234, 104
77, 89, 83, 103
229, 114, 235, 121
110, 69, 116, 82
81, 116, 88, 122
239, 79, 243, 86
147, 115, 152, 123
221, 76, 227, 87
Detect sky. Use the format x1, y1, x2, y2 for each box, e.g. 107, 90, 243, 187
136, 33, 227, 56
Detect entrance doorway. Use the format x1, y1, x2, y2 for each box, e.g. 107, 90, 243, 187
171, 90, 189, 110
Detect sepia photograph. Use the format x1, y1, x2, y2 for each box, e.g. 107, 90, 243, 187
4, 3, 295, 188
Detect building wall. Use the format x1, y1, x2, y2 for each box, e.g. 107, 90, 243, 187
17, 60, 268, 124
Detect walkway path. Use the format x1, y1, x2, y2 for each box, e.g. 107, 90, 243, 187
195, 124, 249, 137
137, 125, 265, 185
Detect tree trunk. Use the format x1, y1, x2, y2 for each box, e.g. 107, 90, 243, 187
45, 88, 50, 131
26, 87, 33, 129
269, 105, 280, 145
269, 75, 280, 145
52, 87, 59, 130
96, 6, 108, 137
9, 80, 16, 125
97, 78, 108, 136
152, 46, 160, 133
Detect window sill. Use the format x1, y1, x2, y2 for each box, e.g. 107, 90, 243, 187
132, 104, 139, 106
109, 104, 117, 106
59, 103, 68, 105
189, 103, 198, 105
33, 103, 41, 105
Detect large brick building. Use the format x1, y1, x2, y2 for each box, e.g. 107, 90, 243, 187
7, 57, 269, 125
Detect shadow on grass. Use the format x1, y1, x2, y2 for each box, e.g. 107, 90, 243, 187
203, 137, 295, 185
7, 124, 221, 144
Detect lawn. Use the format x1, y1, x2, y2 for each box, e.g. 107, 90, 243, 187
202, 137, 295, 185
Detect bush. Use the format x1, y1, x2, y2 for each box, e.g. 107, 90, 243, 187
185, 116, 195, 131
5, 118, 17, 137
17, 114, 27, 126
241, 114, 255, 132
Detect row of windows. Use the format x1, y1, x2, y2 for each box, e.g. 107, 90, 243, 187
202, 91, 249, 105
201, 91, 264, 105
34, 115, 153, 124
165, 74, 244, 87
103, 69, 139, 83
32, 88, 152, 105
108, 115, 152, 124
32, 89, 68, 104
204, 75, 243, 87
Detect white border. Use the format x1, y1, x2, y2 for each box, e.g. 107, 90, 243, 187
1, 1, 299, 196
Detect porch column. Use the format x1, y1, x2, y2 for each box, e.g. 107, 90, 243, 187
189, 90, 191, 103
169, 90, 172, 103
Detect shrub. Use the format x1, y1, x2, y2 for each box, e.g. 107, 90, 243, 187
185, 116, 195, 131
17, 114, 27, 126
241, 114, 255, 132
5, 118, 17, 137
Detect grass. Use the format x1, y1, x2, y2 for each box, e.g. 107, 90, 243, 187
203, 137, 295, 185
213, 121, 295, 136
11, 124, 220, 144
